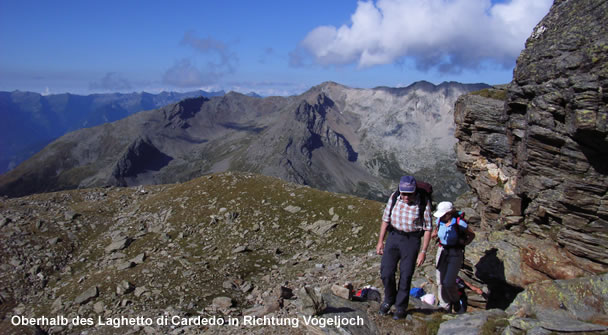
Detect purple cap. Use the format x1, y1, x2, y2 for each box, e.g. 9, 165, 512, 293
399, 176, 417, 193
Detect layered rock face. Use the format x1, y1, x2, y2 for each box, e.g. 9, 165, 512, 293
455, 0, 608, 285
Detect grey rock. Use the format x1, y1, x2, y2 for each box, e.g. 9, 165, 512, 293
116, 280, 135, 295
29, 265, 40, 276
104, 237, 132, 253
304, 220, 338, 236
231, 245, 248, 253
130, 253, 146, 264
93, 301, 105, 314
240, 281, 253, 293
134, 286, 148, 297
64, 210, 79, 221
107, 252, 126, 260
51, 297, 63, 313
506, 273, 608, 324
437, 309, 508, 335
212, 296, 233, 309
283, 205, 301, 214
262, 295, 282, 313
298, 286, 326, 316
222, 280, 236, 290
537, 311, 608, 332
116, 261, 135, 270
9, 257, 21, 267
0, 215, 9, 227
330, 284, 352, 300
311, 293, 379, 335
75, 286, 98, 305
243, 305, 266, 317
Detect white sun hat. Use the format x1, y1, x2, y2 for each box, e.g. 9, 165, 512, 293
433, 201, 453, 218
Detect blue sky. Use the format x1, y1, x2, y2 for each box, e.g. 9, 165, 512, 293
0, 0, 552, 96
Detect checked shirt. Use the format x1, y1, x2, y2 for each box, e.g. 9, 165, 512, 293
382, 192, 432, 232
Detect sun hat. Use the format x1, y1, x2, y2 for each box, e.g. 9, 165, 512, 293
399, 176, 417, 193
433, 201, 453, 218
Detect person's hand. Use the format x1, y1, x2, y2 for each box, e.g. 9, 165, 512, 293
376, 241, 384, 255
473, 287, 484, 295
416, 252, 426, 266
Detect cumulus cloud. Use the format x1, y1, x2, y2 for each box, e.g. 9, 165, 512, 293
163, 32, 238, 88
89, 72, 132, 91
292, 0, 552, 72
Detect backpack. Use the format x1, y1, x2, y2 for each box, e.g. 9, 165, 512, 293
388, 180, 433, 226
454, 211, 469, 246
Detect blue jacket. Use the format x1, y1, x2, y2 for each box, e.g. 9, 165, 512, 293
436, 217, 467, 246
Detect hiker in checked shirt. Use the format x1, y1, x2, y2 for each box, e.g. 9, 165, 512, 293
375, 176, 432, 320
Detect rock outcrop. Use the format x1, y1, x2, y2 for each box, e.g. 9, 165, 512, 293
455, 0, 608, 288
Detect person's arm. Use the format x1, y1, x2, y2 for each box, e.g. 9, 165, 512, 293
416, 229, 431, 266
376, 221, 389, 255
461, 277, 484, 295
377, 193, 395, 255
416, 200, 432, 266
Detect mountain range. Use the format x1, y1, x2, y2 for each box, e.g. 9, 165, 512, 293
0, 81, 489, 201
0, 89, 227, 173
2, 0, 607, 334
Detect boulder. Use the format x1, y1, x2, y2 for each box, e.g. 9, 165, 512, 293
298, 286, 326, 316
104, 237, 132, 253
437, 309, 508, 335
75, 286, 98, 305
506, 273, 608, 326
212, 296, 233, 310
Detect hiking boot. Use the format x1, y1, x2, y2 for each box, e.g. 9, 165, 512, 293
392, 308, 407, 320
452, 301, 465, 314
378, 303, 391, 316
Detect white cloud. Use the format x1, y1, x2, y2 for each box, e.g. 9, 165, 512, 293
294, 0, 552, 72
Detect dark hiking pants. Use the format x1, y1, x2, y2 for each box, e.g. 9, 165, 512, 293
437, 247, 464, 306
380, 230, 422, 310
